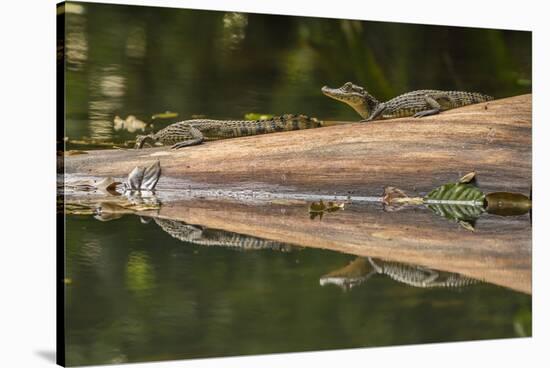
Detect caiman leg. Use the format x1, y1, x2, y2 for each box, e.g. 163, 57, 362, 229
171, 126, 204, 149
413, 94, 450, 118
360, 103, 386, 123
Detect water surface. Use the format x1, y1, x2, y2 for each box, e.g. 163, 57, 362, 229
65, 214, 530, 366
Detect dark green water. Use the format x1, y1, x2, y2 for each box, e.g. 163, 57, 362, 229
62, 2, 532, 366
65, 215, 530, 366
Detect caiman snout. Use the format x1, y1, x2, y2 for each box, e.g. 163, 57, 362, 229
321, 85, 334, 96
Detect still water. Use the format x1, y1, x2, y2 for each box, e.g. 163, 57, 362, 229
61, 2, 532, 366
65, 214, 530, 366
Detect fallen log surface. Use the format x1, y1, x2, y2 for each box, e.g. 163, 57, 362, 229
63, 94, 532, 294
65, 94, 532, 196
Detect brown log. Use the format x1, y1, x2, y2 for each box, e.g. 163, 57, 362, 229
63, 94, 532, 293
65, 94, 531, 195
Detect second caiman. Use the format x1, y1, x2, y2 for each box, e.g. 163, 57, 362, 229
135, 114, 323, 149
322, 82, 493, 122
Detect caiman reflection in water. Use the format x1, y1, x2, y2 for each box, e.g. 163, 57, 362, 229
153, 217, 297, 252
320, 257, 479, 291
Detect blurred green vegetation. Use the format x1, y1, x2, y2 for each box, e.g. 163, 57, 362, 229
63, 2, 531, 143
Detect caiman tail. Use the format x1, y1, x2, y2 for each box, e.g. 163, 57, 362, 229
446, 91, 494, 107
230, 114, 323, 136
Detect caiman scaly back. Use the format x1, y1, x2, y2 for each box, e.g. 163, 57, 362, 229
322, 82, 493, 122
135, 114, 323, 149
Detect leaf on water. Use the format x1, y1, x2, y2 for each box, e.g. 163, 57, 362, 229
310, 211, 323, 220
425, 182, 485, 202
152, 111, 179, 120
459, 171, 476, 183
424, 182, 486, 226
124, 161, 161, 191
244, 113, 274, 121
309, 200, 327, 212
308, 200, 345, 220
426, 202, 485, 224
140, 161, 161, 191
126, 166, 145, 190
309, 200, 327, 220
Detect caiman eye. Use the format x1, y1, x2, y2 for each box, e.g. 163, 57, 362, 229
344, 82, 352, 89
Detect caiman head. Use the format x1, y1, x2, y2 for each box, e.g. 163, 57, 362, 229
321, 82, 379, 119
134, 134, 157, 149
319, 257, 376, 291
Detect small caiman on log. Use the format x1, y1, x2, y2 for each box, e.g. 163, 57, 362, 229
135, 114, 323, 149
322, 82, 493, 122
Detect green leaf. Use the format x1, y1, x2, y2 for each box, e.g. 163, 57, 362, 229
425, 182, 485, 202
424, 183, 486, 225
